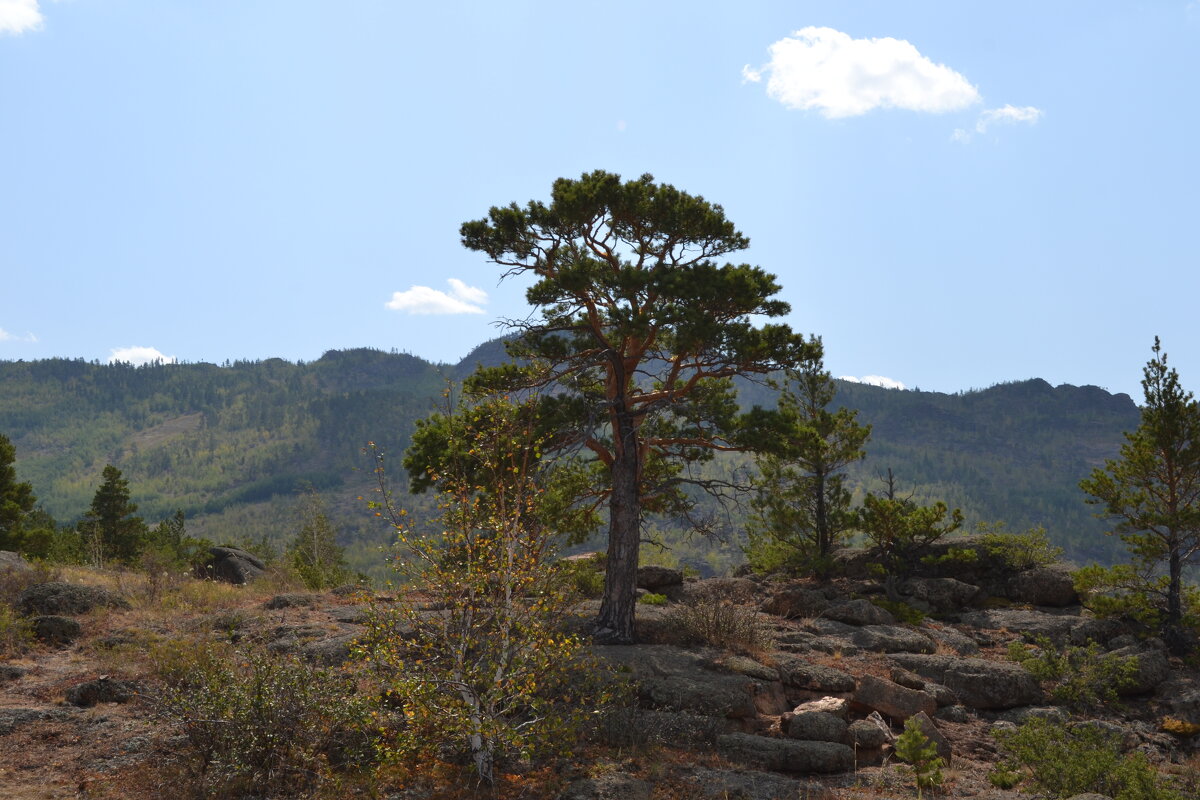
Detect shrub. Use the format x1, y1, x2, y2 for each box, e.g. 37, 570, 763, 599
994, 717, 1185, 800
638, 592, 668, 606
977, 522, 1063, 570
155, 641, 371, 798
665, 595, 773, 654
894, 716, 944, 798
870, 597, 926, 625
1007, 635, 1138, 710
0, 603, 33, 657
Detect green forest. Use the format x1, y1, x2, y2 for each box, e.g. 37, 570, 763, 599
0, 341, 1139, 579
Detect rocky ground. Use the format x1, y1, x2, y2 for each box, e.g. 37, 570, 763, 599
2, 543, 1200, 799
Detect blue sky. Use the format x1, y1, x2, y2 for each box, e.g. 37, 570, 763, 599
2, 1, 1197, 398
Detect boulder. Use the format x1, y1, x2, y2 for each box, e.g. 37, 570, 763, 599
302, 632, 361, 666
901, 577, 984, 611
18, 581, 129, 616
636, 565, 683, 591
31, 615, 82, 646
848, 718, 891, 749
65, 677, 140, 707
1069, 617, 1130, 648
785, 711, 847, 743
1109, 645, 1170, 696
928, 626, 980, 656
823, 599, 895, 626
0, 665, 27, 682
889, 654, 1043, 710
717, 733, 854, 773
761, 586, 831, 619
1007, 566, 1079, 607
773, 654, 856, 693
0, 550, 33, 573
793, 696, 849, 718
196, 546, 266, 584
854, 674, 936, 721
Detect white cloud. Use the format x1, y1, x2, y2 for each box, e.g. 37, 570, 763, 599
109, 346, 177, 366
976, 104, 1042, 133
952, 104, 1043, 142
385, 279, 488, 315
0, 0, 44, 36
743, 27, 980, 118
839, 374, 907, 390
0, 327, 37, 343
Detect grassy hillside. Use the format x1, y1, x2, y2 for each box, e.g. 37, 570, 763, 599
0, 342, 1142, 575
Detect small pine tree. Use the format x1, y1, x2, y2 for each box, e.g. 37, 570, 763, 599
288, 490, 349, 590
895, 716, 945, 798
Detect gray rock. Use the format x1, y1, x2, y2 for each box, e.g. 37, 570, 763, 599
674, 766, 833, 800
196, 546, 266, 584
847, 718, 890, 749
18, 581, 128, 615
720, 655, 779, 681
31, 614, 81, 645
717, 733, 854, 773
934, 705, 971, 723
301, 632, 361, 666
773, 654, 856, 693
929, 626, 981, 656
0, 550, 33, 572
264, 593, 319, 609
1108, 645, 1169, 695
786, 711, 848, 743
959, 608, 1078, 645
589, 708, 728, 748
65, 677, 140, 707
327, 605, 369, 624
636, 565, 683, 590
560, 772, 652, 800
597, 645, 758, 719
924, 682, 959, 707
1007, 566, 1079, 607
681, 577, 759, 604
0, 708, 53, 735
793, 696, 849, 718
1069, 617, 1130, 648
995, 706, 1070, 726
902, 577, 984, 611
850, 625, 937, 654
761, 586, 831, 618
824, 599, 895, 626
854, 674, 936, 721
890, 654, 1043, 710
0, 665, 27, 682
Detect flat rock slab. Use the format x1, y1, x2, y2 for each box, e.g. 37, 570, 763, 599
597, 645, 759, 719
889, 654, 1042, 709
823, 599, 895, 626
674, 766, 833, 800
959, 609, 1078, 644
850, 625, 937, 654
717, 733, 854, 774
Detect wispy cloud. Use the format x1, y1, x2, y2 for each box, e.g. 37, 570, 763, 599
0, 326, 37, 343
109, 346, 177, 366
953, 104, 1042, 142
386, 278, 488, 315
743, 27, 980, 118
0, 0, 44, 36
839, 374, 907, 390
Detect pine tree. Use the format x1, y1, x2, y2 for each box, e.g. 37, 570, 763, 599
0, 433, 36, 552
746, 354, 870, 574
80, 465, 147, 566
288, 490, 349, 590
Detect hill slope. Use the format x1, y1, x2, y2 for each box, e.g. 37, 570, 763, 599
0, 344, 1140, 573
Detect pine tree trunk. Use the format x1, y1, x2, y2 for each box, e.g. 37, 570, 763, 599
595, 410, 640, 644
1165, 545, 1186, 655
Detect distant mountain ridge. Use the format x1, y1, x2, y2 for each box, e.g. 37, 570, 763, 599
0, 341, 1140, 572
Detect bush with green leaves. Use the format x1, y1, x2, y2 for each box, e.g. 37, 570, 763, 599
155, 641, 371, 798
994, 717, 1185, 800
1007, 635, 1138, 709
976, 521, 1063, 570
894, 716, 944, 798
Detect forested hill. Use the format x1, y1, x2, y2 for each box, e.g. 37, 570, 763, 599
0, 345, 1140, 573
